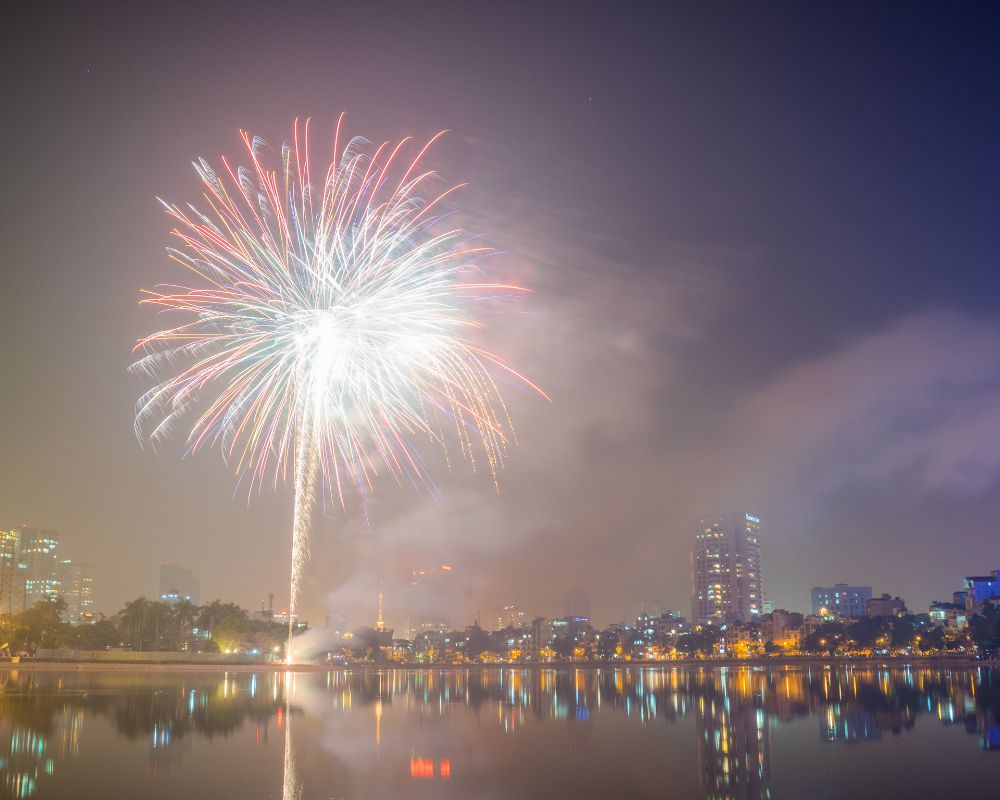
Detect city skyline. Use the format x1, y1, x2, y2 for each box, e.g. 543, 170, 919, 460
0, 526, 95, 622
2, 514, 992, 632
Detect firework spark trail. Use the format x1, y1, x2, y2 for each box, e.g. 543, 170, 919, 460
132, 116, 544, 662
287, 416, 318, 663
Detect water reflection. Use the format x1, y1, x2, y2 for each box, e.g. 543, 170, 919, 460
0, 669, 290, 797
0, 665, 997, 798
282, 673, 300, 800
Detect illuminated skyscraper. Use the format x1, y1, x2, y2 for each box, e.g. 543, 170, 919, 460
692, 513, 764, 625
17, 527, 61, 608
59, 560, 95, 622
0, 529, 18, 613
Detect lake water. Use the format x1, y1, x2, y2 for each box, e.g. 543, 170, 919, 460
0, 664, 997, 798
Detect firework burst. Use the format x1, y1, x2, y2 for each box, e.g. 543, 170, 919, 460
132, 116, 542, 661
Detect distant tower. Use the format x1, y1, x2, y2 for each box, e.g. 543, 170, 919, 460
375, 590, 386, 632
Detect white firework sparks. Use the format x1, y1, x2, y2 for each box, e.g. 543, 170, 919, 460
132, 117, 543, 662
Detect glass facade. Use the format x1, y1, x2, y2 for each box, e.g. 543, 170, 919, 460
17, 528, 61, 608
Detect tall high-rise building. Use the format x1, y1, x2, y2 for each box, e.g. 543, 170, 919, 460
0, 529, 18, 613
17, 527, 61, 608
59, 560, 95, 622
691, 513, 764, 625
159, 563, 201, 604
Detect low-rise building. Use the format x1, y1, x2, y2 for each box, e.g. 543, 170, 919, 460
811, 584, 872, 618
531, 616, 554, 654
867, 594, 907, 618
964, 570, 1000, 614
929, 601, 968, 630
761, 609, 803, 652
723, 623, 763, 658
634, 610, 688, 643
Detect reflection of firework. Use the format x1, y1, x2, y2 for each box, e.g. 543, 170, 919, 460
132, 117, 542, 662
282, 673, 300, 800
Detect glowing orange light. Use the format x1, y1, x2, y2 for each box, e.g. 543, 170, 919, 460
439, 759, 451, 779
410, 758, 434, 779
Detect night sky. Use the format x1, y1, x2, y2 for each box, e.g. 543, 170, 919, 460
3, 2, 1000, 630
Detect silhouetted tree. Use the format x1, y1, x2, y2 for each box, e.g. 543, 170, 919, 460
970, 605, 1000, 657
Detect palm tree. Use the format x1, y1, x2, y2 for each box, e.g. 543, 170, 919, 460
172, 599, 199, 651
146, 601, 173, 650
117, 597, 152, 651
196, 599, 226, 634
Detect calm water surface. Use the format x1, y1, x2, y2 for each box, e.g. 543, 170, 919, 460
0, 665, 998, 799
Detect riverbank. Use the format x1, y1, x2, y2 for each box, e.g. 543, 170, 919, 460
0, 655, 991, 672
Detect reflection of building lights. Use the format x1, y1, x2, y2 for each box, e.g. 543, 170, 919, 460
409, 757, 451, 779
151, 722, 171, 748
410, 757, 434, 778
3, 665, 1000, 798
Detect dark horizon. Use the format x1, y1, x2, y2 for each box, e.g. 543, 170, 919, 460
3, 2, 1000, 631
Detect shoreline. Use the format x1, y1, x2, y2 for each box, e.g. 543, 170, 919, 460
0, 655, 991, 673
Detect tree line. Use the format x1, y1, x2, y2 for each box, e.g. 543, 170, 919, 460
0, 596, 290, 656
